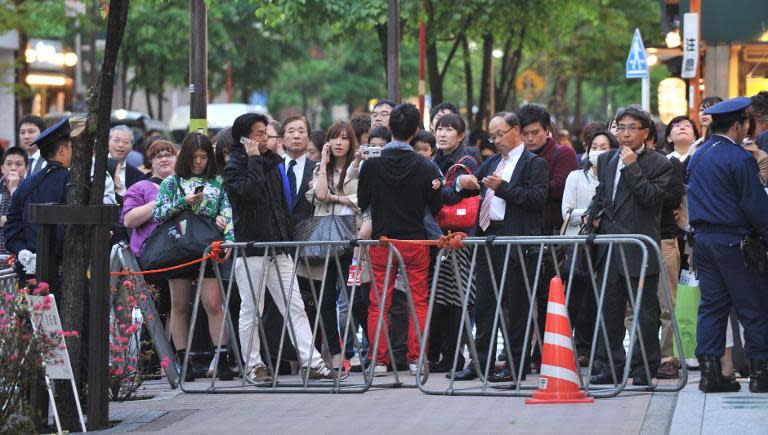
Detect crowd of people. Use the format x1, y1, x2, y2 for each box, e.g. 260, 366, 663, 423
4, 90, 768, 394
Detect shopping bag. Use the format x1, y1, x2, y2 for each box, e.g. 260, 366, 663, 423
674, 269, 700, 361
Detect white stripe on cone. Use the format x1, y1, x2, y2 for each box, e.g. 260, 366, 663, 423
546, 301, 568, 318
544, 331, 574, 350
540, 363, 579, 386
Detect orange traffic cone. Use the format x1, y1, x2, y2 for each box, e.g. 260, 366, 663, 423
526, 276, 594, 404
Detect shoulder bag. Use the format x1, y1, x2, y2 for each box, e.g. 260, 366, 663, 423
140, 176, 224, 274
435, 156, 480, 231
295, 199, 356, 264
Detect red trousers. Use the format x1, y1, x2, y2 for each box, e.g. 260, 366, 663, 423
367, 244, 430, 365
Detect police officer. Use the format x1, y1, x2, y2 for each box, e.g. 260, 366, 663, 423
4, 117, 74, 283
688, 96, 768, 393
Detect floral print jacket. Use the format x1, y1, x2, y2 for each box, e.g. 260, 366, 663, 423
153, 175, 235, 242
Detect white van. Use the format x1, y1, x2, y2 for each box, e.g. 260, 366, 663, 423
168, 103, 269, 142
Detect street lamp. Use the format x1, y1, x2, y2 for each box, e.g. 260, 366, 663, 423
492, 49, 503, 59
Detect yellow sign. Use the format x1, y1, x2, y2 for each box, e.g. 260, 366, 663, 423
515, 69, 546, 101
747, 77, 768, 98
658, 78, 687, 125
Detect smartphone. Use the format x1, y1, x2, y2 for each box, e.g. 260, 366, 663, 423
361, 146, 382, 159
240, 137, 251, 146
194, 185, 204, 194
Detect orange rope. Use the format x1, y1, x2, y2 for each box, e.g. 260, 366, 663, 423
378, 232, 467, 251
111, 241, 226, 276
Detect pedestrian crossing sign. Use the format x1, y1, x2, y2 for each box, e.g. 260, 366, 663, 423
626, 28, 648, 79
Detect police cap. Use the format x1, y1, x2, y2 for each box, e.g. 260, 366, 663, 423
704, 96, 752, 116
32, 117, 71, 156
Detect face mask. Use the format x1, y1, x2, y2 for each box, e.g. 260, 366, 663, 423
588, 150, 606, 166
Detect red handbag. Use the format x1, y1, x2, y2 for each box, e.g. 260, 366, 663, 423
435, 157, 479, 231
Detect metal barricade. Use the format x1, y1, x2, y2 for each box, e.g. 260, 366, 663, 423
415, 234, 687, 398
0, 266, 18, 294
181, 240, 429, 394
110, 243, 179, 387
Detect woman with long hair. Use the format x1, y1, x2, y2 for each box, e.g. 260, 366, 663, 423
562, 130, 619, 364
430, 114, 479, 372
153, 132, 235, 381
301, 121, 361, 370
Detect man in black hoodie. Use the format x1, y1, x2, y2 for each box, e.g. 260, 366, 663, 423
224, 113, 344, 383
358, 103, 443, 376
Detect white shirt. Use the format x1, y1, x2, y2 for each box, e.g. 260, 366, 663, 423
284, 153, 308, 195
490, 144, 524, 221
28, 150, 47, 174
562, 169, 599, 235
91, 158, 116, 205
668, 149, 689, 162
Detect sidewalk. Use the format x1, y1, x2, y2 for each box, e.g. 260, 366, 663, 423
670, 372, 768, 435
100, 373, 659, 435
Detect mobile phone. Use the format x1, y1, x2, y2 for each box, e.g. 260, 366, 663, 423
361, 146, 382, 159
194, 185, 204, 194
240, 137, 251, 146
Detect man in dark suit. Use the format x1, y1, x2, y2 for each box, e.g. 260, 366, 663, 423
450, 112, 549, 381
107, 125, 143, 202
587, 106, 672, 385
281, 115, 317, 226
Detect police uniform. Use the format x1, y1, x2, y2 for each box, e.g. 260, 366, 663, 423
687, 97, 768, 393
4, 118, 71, 269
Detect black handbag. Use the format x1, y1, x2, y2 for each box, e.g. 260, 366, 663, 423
140, 177, 224, 274
294, 202, 356, 264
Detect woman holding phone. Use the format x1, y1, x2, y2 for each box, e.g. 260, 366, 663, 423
153, 132, 235, 381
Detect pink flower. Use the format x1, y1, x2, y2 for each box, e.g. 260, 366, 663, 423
119, 323, 126, 330
121, 336, 128, 343
160, 357, 170, 369
38, 282, 49, 292
4, 293, 13, 302
127, 365, 136, 372
113, 356, 124, 363
122, 345, 128, 351
122, 280, 132, 287
125, 324, 138, 334
116, 305, 123, 311
139, 294, 148, 301
114, 368, 123, 375
0, 307, 6, 316
71, 330, 79, 337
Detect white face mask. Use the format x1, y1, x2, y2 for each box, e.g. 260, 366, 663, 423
588, 150, 606, 166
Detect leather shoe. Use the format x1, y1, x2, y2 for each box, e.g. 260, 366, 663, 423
590, 371, 616, 385
631, 370, 650, 386
446, 367, 479, 381
749, 359, 768, 393
699, 355, 740, 393
655, 361, 679, 379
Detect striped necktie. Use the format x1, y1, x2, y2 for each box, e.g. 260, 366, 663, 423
478, 155, 509, 231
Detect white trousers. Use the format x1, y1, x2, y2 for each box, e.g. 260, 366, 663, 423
234, 254, 323, 369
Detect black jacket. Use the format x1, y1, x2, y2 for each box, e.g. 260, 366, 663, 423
434, 145, 479, 206
290, 158, 316, 227
456, 149, 549, 238
223, 148, 294, 256
358, 146, 443, 240
587, 148, 673, 276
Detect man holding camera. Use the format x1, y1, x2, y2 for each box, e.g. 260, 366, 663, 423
587, 106, 672, 386
687, 97, 768, 393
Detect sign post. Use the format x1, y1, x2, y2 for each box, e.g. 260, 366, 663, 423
682, 12, 701, 121
626, 28, 650, 111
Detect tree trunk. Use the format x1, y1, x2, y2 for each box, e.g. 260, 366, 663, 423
14, 2, 33, 115
120, 45, 128, 109
473, 33, 493, 130
601, 79, 609, 119
376, 23, 388, 85
144, 85, 154, 119
496, 26, 526, 112
461, 35, 473, 131
89, 0, 99, 87
573, 74, 583, 130
426, 39, 442, 106
58, 0, 129, 428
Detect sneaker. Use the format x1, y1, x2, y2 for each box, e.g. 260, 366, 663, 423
308, 363, 348, 381
347, 264, 362, 286
409, 361, 427, 377
372, 364, 388, 377
245, 364, 271, 384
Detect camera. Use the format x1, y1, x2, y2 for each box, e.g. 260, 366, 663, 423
361, 146, 382, 159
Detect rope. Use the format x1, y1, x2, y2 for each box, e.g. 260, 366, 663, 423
378, 231, 467, 251
110, 241, 226, 276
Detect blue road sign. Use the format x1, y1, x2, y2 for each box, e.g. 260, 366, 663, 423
626, 28, 648, 79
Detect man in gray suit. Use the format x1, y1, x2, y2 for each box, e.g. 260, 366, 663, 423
587, 106, 672, 385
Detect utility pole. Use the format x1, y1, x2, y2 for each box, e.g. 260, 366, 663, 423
418, 1, 425, 117
189, 0, 207, 134
387, 0, 400, 102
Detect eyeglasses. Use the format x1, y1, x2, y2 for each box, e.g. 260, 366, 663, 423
110, 139, 132, 145
371, 111, 391, 119
267, 135, 280, 140
489, 128, 513, 143
152, 153, 175, 160
615, 125, 646, 134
